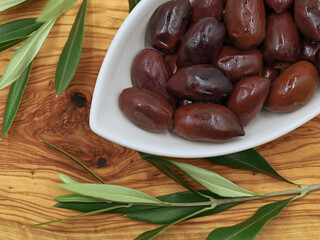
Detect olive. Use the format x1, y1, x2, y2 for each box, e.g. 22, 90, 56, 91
173, 103, 245, 142
264, 61, 319, 113
147, 0, 192, 54
260, 65, 280, 82
294, 0, 320, 41
191, 0, 224, 23
264, 0, 293, 14
227, 76, 271, 126
262, 12, 300, 69
298, 38, 320, 65
224, 0, 266, 50
212, 46, 263, 82
119, 87, 173, 133
176, 17, 225, 67
131, 49, 175, 107
167, 65, 232, 102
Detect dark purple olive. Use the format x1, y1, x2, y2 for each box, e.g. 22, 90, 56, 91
227, 76, 271, 126
262, 12, 300, 69
131, 49, 175, 107
294, 0, 320, 41
147, 0, 192, 54
264, 0, 293, 14
191, 0, 224, 23
298, 38, 320, 64
176, 17, 225, 68
173, 103, 245, 142
167, 65, 232, 102
264, 61, 319, 112
261, 65, 280, 82
224, 0, 266, 50
119, 87, 173, 132
212, 46, 263, 82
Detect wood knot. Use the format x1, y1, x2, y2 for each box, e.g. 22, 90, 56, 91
97, 158, 107, 168
71, 92, 87, 108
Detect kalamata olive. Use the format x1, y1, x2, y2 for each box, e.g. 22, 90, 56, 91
261, 65, 280, 82
191, 0, 224, 23
227, 76, 271, 126
166, 54, 178, 74
119, 87, 173, 132
264, 61, 319, 113
294, 0, 320, 41
264, 0, 293, 14
298, 39, 320, 65
147, 0, 192, 54
131, 49, 175, 107
173, 103, 245, 142
224, 0, 266, 50
262, 12, 300, 69
212, 46, 263, 82
167, 65, 232, 102
176, 17, 225, 67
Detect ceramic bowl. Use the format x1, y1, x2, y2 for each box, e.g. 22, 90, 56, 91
90, 0, 320, 158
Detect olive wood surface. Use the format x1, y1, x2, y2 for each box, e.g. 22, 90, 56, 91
0, 1, 320, 239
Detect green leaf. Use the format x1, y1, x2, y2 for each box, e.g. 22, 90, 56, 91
55, 193, 104, 203
207, 149, 296, 184
0, 18, 42, 43
206, 198, 296, 240
25, 205, 131, 227
141, 155, 258, 198
134, 206, 214, 240
0, 38, 24, 52
37, 0, 77, 22
41, 141, 106, 184
0, 20, 55, 90
55, 0, 87, 96
144, 156, 212, 199
58, 183, 166, 205
0, 0, 29, 12
1, 62, 32, 139
128, 0, 140, 12
57, 174, 79, 184
55, 191, 242, 223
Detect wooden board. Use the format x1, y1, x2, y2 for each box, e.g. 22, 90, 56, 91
0, 1, 320, 239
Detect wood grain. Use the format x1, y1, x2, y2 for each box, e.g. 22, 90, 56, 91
0, 1, 320, 239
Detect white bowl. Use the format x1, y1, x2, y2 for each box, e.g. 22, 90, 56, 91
89, 0, 320, 158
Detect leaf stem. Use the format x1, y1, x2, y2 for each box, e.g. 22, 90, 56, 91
146, 184, 320, 208
215, 184, 320, 206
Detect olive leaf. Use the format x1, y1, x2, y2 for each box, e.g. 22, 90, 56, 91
55, 0, 87, 96
1, 62, 32, 140
207, 149, 297, 184
37, 0, 77, 22
0, 0, 29, 12
206, 197, 297, 240
0, 20, 55, 90
141, 154, 259, 198
128, 0, 141, 12
134, 206, 214, 240
26, 205, 131, 227
57, 173, 79, 184
144, 155, 212, 199
58, 183, 166, 205
0, 18, 42, 44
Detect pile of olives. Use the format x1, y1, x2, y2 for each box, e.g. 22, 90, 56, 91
119, 0, 319, 142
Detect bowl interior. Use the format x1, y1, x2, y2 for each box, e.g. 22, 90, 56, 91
90, 0, 320, 158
